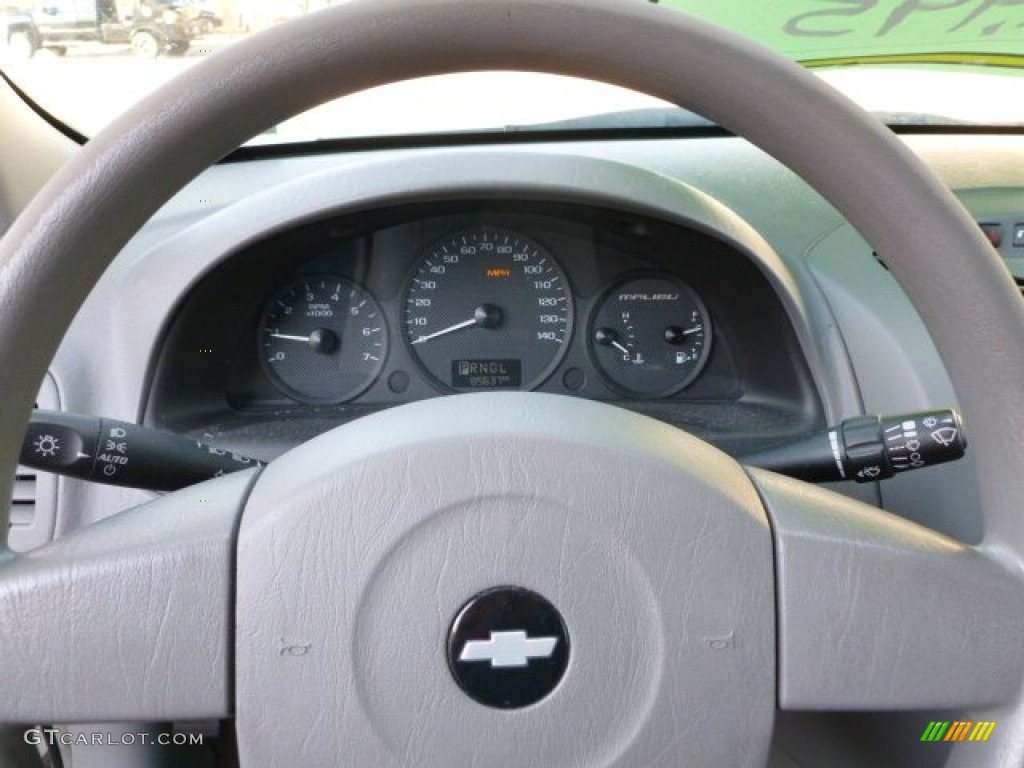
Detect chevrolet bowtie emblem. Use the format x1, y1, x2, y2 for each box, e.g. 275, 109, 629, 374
459, 631, 559, 668
447, 587, 569, 708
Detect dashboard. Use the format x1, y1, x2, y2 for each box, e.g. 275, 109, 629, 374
19, 136, 1005, 551
143, 194, 822, 462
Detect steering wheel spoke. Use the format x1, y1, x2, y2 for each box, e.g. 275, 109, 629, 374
0, 470, 253, 722
751, 468, 1024, 711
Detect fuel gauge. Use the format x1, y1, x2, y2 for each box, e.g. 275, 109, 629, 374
590, 275, 711, 398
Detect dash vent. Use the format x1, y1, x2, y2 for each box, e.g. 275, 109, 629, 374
8, 374, 60, 552
10, 471, 37, 526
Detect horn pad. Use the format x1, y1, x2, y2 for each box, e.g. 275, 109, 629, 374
236, 393, 776, 767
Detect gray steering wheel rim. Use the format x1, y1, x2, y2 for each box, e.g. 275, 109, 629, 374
0, 0, 1022, 761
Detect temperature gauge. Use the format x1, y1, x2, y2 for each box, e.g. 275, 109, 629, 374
590, 275, 711, 398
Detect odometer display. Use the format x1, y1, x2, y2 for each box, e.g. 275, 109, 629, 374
451, 359, 522, 389
405, 227, 572, 391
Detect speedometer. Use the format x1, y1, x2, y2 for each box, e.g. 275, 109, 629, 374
405, 227, 572, 391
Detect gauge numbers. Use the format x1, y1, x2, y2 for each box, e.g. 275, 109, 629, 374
405, 227, 572, 391
260, 276, 387, 403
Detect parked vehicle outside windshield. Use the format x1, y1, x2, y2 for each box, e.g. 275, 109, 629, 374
1, 0, 1023, 144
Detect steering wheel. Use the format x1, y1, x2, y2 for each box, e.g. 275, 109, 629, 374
2, 0, 1023, 765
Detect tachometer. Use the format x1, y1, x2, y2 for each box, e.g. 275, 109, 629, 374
260, 276, 387, 403
405, 227, 572, 391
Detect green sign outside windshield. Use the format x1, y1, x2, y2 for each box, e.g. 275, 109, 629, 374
655, 1, 1024, 67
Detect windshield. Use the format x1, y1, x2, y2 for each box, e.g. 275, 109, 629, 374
2, 0, 1023, 145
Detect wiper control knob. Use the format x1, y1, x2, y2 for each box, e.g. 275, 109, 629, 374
742, 409, 966, 483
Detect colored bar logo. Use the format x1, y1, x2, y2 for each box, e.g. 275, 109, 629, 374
921, 721, 997, 743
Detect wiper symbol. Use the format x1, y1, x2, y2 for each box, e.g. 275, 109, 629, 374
930, 426, 959, 447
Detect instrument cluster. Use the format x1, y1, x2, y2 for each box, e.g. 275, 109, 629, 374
255, 222, 711, 404
146, 200, 818, 447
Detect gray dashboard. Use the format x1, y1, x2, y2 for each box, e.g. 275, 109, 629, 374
35, 135, 1021, 543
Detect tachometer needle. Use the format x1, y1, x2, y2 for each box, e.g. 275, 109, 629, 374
269, 329, 339, 354
269, 333, 311, 342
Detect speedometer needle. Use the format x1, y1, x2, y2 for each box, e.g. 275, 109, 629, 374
411, 304, 502, 345
411, 318, 477, 345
